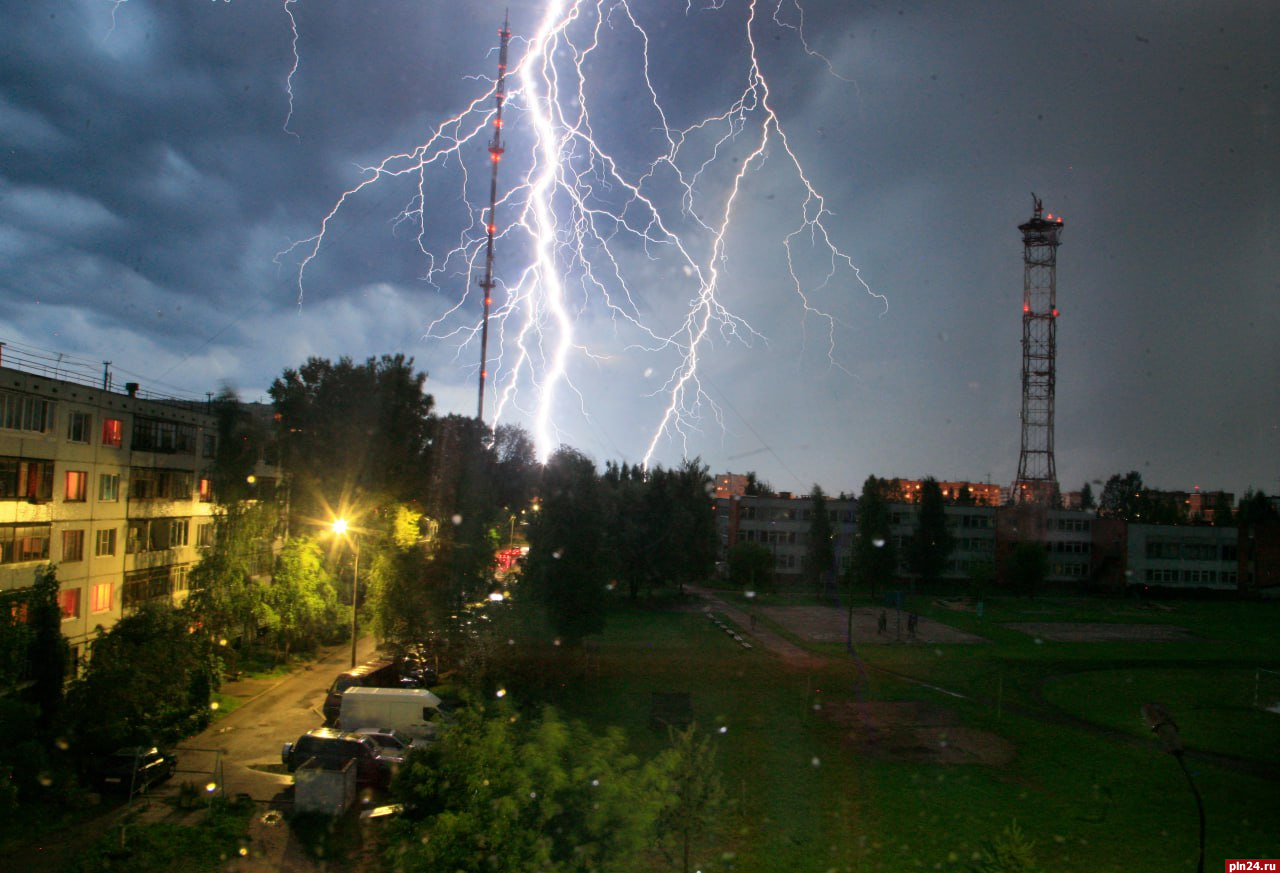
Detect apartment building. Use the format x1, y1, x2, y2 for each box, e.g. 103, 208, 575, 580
716, 492, 856, 591
1, 366, 245, 667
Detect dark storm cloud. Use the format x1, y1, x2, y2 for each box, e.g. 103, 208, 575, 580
0, 1, 1275, 495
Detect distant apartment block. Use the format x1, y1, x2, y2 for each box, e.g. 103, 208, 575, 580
713, 472, 1276, 596
715, 491, 856, 591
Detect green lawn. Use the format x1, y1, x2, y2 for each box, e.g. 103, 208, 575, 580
537, 594, 1280, 872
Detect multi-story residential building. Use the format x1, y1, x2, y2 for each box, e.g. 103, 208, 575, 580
0, 364, 278, 669
714, 474, 1276, 596
1125, 523, 1239, 592
716, 491, 856, 592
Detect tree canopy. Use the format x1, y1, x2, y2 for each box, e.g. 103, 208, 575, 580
64, 604, 219, 753
803, 485, 836, 597
848, 475, 897, 596
270, 354, 434, 526
908, 477, 954, 588
389, 706, 676, 873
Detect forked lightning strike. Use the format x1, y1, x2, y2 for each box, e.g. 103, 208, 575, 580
275, 0, 886, 466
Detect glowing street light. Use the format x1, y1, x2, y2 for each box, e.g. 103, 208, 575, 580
331, 517, 361, 667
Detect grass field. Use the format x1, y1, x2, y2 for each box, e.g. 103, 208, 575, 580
533, 591, 1280, 872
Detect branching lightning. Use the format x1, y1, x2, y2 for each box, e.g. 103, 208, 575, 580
276, 0, 886, 466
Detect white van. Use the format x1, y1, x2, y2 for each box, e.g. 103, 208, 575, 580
336, 687, 443, 740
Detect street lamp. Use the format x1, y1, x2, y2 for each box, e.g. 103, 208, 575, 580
332, 518, 361, 668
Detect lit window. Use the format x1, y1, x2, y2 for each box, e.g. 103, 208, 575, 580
0, 458, 54, 501
91, 582, 112, 614
198, 477, 213, 502
0, 524, 52, 564
102, 418, 123, 448
62, 529, 85, 562
59, 588, 81, 620
65, 470, 88, 502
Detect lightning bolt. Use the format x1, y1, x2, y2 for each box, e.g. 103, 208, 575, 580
277, 0, 887, 467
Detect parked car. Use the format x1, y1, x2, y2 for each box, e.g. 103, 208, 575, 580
93, 747, 177, 794
353, 727, 428, 755
322, 660, 402, 725
282, 728, 402, 788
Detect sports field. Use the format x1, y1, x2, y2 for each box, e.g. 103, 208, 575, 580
536, 590, 1280, 872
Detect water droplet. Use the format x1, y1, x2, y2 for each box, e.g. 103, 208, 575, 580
552, 548, 564, 559
811, 756, 821, 767
451, 514, 463, 526
872, 538, 885, 548
496, 688, 507, 698
718, 725, 728, 734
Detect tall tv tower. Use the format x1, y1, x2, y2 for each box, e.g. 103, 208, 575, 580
477, 14, 512, 423
1013, 194, 1064, 505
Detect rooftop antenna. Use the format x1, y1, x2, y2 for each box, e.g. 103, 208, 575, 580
477, 12, 511, 424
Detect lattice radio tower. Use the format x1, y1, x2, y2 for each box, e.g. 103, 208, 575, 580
1012, 194, 1064, 505
477, 13, 512, 423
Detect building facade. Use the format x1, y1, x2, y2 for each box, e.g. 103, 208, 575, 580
716, 492, 856, 591
0, 366, 276, 668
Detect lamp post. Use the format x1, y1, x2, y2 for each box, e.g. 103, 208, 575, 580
332, 518, 361, 668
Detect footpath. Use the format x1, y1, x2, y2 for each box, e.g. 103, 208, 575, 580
683, 584, 831, 669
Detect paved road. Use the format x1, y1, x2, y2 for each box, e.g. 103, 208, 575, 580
181, 635, 382, 802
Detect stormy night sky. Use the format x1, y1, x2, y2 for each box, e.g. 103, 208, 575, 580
1, 1, 1275, 497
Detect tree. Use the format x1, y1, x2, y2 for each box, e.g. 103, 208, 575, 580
743, 472, 773, 497
1098, 471, 1146, 521
1210, 491, 1235, 526
727, 541, 774, 591
1079, 482, 1095, 512
656, 723, 723, 873
389, 706, 670, 873
849, 476, 896, 597
27, 564, 68, 732
1237, 488, 1278, 528
261, 537, 341, 657
653, 460, 717, 595
209, 386, 271, 505
65, 603, 220, 754
1006, 542, 1049, 595
967, 820, 1039, 873
270, 354, 433, 528
803, 486, 835, 597
523, 448, 608, 645
601, 462, 654, 600
908, 478, 954, 589
187, 502, 277, 646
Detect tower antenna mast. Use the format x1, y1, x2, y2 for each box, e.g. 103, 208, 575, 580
477, 12, 511, 423
1013, 193, 1064, 505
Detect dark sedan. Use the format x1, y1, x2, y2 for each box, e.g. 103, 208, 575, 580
94, 747, 177, 794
